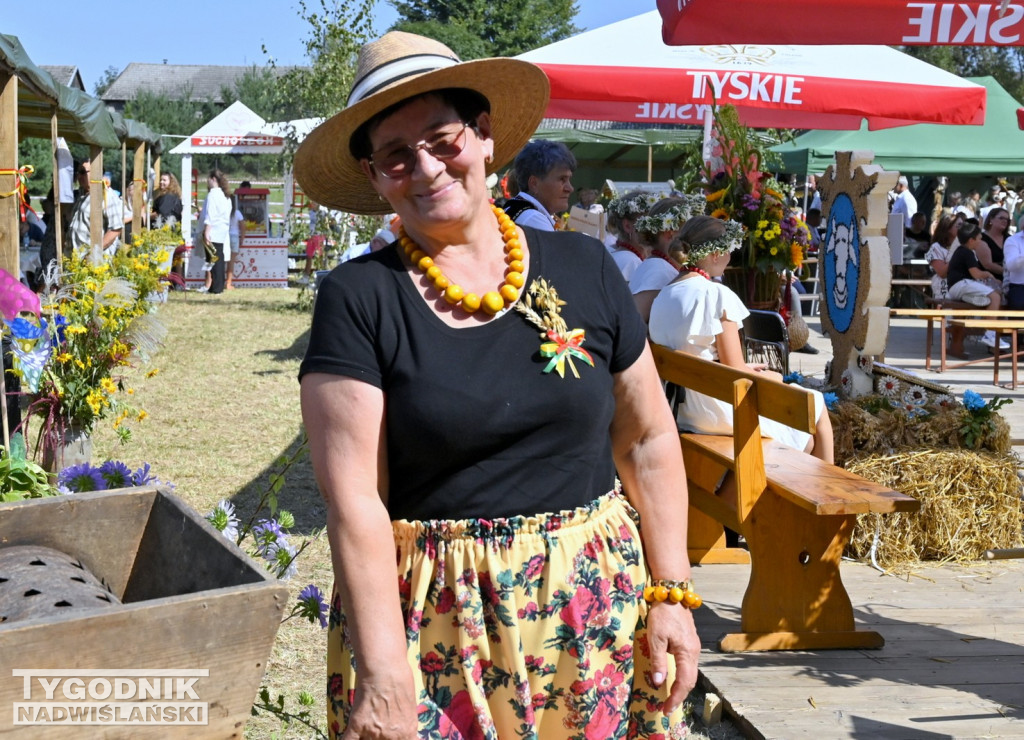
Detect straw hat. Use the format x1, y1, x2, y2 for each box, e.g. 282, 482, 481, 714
294, 32, 550, 215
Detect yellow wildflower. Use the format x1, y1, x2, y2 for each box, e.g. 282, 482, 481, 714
137, 410, 148, 422
86, 389, 104, 415
66, 325, 88, 335
146, 368, 160, 378
100, 377, 117, 394
56, 352, 72, 363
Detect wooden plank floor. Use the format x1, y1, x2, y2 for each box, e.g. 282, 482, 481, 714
695, 313, 1024, 738
693, 560, 1024, 739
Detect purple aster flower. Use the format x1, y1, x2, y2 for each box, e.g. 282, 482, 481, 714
252, 519, 286, 557
98, 460, 134, 489
206, 500, 239, 541
131, 463, 156, 486
57, 463, 105, 493
297, 584, 328, 628
741, 193, 761, 211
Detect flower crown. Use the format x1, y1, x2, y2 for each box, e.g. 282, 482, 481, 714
634, 194, 708, 236
607, 192, 664, 220
680, 220, 745, 265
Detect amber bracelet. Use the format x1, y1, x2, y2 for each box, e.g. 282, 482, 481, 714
642, 579, 702, 609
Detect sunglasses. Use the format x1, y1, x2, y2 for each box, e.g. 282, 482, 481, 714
369, 122, 473, 179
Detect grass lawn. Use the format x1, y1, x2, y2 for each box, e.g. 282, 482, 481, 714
88, 286, 328, 739
82, 286, 740, 740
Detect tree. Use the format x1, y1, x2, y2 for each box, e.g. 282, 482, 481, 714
389, 0, 580, 57
93, 65, 121, 97
388, 19, 488, 61
900, 45, 1024, 101
265, 0, 379, 122
123, 88, 221, 181
18, 138, 52, 198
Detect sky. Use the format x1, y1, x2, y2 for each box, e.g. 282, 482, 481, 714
6, 1, 652, 95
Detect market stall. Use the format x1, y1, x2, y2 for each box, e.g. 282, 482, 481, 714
169, 101, 321, 289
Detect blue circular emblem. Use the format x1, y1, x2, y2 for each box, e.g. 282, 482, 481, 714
822, 193, 860, 334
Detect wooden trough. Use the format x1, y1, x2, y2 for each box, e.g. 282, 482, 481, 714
0, 487, 289, 738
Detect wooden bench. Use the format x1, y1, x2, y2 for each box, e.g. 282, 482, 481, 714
949, 319, 1024, 389
889, 308, 1024, 371
651, 343, 920, 652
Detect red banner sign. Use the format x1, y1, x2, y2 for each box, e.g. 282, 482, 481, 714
658, 0, 1024, 46
189, 135, 284, 148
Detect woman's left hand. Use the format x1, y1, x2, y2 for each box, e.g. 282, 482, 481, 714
646, 602, 701, 713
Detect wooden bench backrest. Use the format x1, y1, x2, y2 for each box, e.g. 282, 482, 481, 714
651, 343, 818, 522
650, 343, 816, 433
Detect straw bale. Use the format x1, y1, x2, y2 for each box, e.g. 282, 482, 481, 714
829, 394, 1010, 466
846, 449, 1023, 570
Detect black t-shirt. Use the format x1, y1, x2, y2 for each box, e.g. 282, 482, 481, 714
981, 233, 1004, 266
153, 193, 183, 222
947, 245, 980, 288
299, 227, 648, 521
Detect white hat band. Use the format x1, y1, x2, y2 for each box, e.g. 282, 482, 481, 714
348, 54, 460, 106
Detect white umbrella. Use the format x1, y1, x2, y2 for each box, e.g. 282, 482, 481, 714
517, 11, 986, 131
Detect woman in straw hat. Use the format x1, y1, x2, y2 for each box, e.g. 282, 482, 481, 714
297, 31, 698, 739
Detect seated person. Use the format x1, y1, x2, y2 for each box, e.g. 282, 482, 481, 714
605, 190, 660, 283
630, 195, 699, 323
905, 211, 932, 259
648, 215, 834, 464
945, 222, 1006, 355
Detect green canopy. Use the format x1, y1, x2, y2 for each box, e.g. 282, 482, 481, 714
533, 120, 699, 186
0, 32, 161, 151
0, 33, 121, 149
772, 77, 1024, 177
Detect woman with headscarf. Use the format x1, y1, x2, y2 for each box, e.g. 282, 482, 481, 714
296, 31, 699, 739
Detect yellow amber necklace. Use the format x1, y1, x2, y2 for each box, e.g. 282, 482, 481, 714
399, 205, 525, 315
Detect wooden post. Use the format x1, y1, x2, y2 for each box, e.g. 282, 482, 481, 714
89, 146, 103, 264
120, 142, 127, 244
50, 112, 62, 270
132, 143, 144, 238
0, 71, 16, 453
0, 71, 19, 279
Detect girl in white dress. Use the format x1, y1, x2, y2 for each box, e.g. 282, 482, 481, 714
630, 195, 704, 323
649, 215, 834, 462
605, 190, 661, 283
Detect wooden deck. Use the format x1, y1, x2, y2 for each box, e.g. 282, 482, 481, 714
693, 560, 1024, 739
693, 314, 1024, 738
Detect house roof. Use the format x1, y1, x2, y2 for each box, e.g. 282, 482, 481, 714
40, 65, 84, 91
100, 63, 295, 105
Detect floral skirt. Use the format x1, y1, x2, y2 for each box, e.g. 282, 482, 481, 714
326, 491, 689, 739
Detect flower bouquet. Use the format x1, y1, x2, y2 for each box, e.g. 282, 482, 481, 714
11, 252, 167, 468
700, 105, 811, 306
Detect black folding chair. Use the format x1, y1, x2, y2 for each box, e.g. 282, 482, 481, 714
742, 309, 790, 376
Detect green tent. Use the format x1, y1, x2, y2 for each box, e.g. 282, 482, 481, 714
772, 77, 1023, 176
533, 119, 699, 187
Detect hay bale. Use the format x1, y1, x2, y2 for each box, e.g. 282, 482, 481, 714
847, 450, 1023, 570
829, 394, 1011, 466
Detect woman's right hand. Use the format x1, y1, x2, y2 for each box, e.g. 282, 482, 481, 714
341, 671, 417, 739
